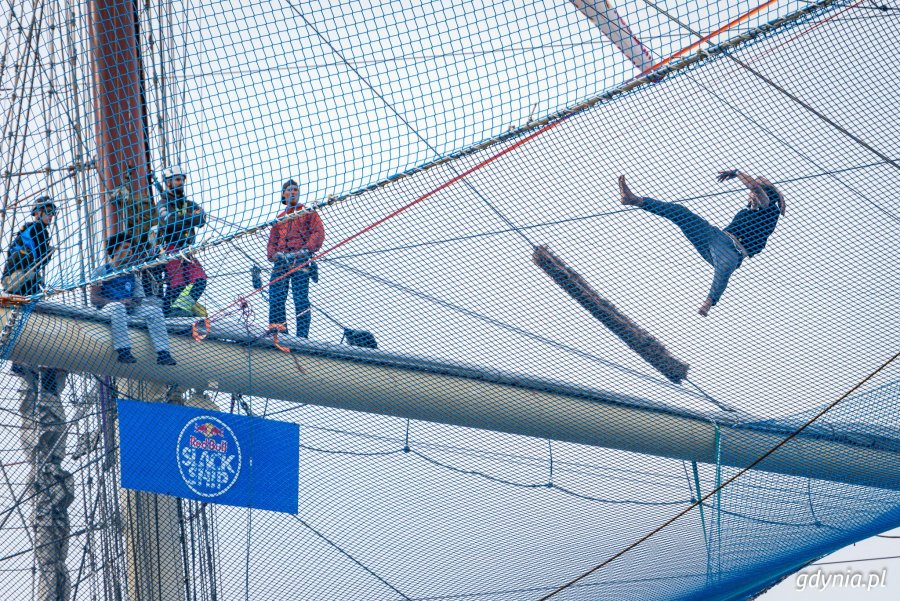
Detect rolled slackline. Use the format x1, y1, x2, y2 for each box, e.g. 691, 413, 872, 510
533, 245, 689, 384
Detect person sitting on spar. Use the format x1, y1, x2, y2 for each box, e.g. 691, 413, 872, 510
90, 233, 177, 365
618, 170, 785, 316
157, 166, 208, 317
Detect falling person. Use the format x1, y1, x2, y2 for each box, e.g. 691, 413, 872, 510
618, 171, 785, 316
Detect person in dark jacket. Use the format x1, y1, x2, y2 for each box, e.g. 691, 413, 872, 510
2, 197, 57, 295
619, 171, 785, 316
266, 179, 325, 338
157, 167, 207, 317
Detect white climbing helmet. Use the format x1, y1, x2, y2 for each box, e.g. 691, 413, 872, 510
162, 166, 187, 182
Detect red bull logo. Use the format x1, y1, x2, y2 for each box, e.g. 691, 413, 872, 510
194, 422, 225, 438
179, 415, 241, 497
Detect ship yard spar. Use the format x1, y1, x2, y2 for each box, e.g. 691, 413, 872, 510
0, 1, 898, 600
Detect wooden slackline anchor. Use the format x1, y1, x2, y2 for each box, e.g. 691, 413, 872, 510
533, 245, 689, 384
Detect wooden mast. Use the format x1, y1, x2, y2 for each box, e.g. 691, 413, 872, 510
86, 2, 183, 599
87, 0, 155, 243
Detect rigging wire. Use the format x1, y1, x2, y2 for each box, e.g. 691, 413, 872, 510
638, 0, 900, 176
152, 36, 726, 81
284, 0, 537, 249
0, 448, 112, 539
811, 554, 900, 565
537, 350, 899, 600
292, 515, 412, 600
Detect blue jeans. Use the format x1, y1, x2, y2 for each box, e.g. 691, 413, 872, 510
268, 258, 312, 338
641, 198, 743, 306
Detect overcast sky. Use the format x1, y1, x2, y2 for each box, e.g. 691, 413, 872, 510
0, 0, 898, 599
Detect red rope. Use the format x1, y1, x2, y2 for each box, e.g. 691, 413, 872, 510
740, 0, 865, 68
640, 0, 781, 75
204, 111, 576, 329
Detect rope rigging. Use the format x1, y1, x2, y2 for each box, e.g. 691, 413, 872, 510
1, 1, 898, 599
538, 350, 900, 600
639, 0, 900, 175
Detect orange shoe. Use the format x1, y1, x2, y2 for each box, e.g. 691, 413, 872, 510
267, 323, 287, 335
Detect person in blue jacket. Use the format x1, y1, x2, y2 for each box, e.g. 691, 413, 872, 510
619, 170, 786, 316
90, 233, 177, 365
2, 197, 57, 295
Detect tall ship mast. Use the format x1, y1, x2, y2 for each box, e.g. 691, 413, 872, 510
0, 1, 898, 599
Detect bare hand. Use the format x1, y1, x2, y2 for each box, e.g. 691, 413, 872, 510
716, 170, 738, 183
698, 298, 712, 317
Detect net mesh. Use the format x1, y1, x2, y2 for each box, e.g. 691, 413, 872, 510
0, 0, 898, 599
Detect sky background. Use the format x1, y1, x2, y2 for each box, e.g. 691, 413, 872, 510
0, 0, 898, 599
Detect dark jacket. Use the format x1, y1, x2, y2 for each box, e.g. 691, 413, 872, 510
3, 221, 51, 279
723, 185, 783, 257
158, 190, 206, 250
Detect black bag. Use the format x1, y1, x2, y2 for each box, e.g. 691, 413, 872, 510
342, 328, 377, 349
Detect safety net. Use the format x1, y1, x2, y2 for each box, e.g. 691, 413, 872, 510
0, 0, 897, 599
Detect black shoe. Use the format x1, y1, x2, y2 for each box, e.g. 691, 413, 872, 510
10, 362, 27, 376
156, 351, 177, 366
117, 348, 137, 364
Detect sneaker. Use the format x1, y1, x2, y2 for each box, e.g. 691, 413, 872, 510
156, 351, 177, 366
117, 348, 137, 364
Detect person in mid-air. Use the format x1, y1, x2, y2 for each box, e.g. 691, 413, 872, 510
618, 170, 785, 316
266, 179, 324, 338
2, 197, 57, 295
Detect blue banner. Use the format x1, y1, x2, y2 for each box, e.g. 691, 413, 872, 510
117, 399, 299, 514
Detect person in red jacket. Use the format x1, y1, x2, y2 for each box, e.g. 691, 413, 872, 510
266, 179, 325, 338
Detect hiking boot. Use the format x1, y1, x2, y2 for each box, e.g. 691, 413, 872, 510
156, 351, 177, 366
619, 175, 642, 206
117, 348, 137, 364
